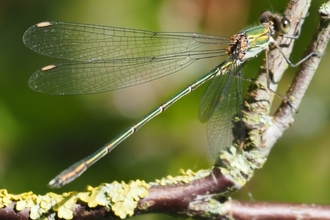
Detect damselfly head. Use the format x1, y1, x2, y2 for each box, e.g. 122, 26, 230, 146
259, 11, 291, 34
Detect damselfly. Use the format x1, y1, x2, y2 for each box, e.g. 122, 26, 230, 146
23, 11, 304, 188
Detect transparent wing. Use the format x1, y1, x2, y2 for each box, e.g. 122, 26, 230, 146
23, 21, 230, 62
198, 58, 233, 123
23, 21, 231, 95
28, 56, 199, 95
198, 60, 244, 159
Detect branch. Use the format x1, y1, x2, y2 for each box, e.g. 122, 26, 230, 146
2, 184, 330, 220
2, 170, 330, 220
273, 0, 330, 135
244, 0, 330, 157
243, 0, 313, 156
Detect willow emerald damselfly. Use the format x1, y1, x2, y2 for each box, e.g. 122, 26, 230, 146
23, 11, 308, 188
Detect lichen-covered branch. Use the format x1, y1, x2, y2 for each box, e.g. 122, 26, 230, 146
0, 168, 236, 219
2, 179, 330, 220
260, 0, 330, 156
272, 0, 330, 135
243, 0, 313, 157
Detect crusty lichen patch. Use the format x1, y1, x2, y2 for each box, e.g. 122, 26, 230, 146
152, 169, 211, 186
0, 179, 149, 219
219, 146, 267, 187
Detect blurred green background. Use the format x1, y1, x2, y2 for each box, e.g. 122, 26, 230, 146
0, 0, 330, 219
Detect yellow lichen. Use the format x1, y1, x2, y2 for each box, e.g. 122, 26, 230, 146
15, 199, 26, 211
0, 176, 210, 219
78, 180, 149, 219
153, 169, 211, 186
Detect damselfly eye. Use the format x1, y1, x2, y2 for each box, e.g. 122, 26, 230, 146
259, 11, 273, 24
279, 17, 291, 34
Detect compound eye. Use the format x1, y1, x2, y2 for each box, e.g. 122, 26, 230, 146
279, 17, 291, 34
260, 11, 273, 24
